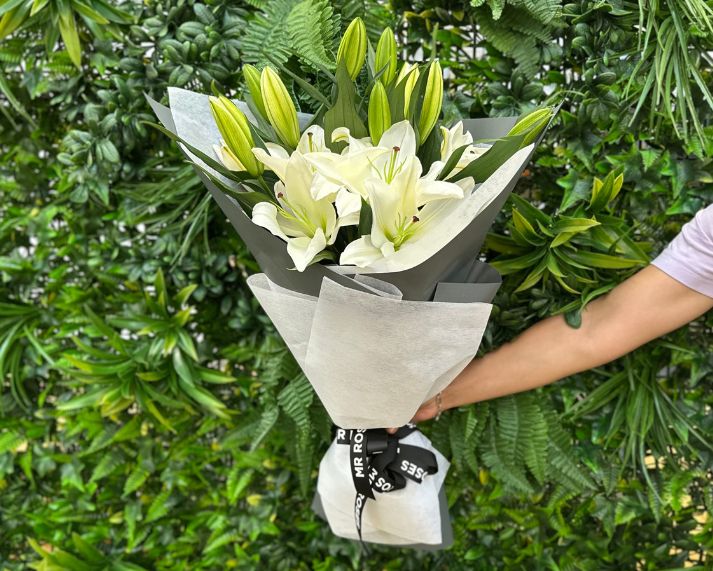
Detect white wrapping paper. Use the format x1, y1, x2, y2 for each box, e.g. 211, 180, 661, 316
316, 430, 450, 546
248, 273, 492, 428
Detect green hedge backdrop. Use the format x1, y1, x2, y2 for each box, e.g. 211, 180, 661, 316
0, 0, 712, 569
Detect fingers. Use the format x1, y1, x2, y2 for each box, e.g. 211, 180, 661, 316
385, 398, 440, 433
411, 398, 439, 423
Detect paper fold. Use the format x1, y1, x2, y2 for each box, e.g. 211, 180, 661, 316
248, 273, 493, 428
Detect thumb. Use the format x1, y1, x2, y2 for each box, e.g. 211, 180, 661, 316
411, 397, 439, 423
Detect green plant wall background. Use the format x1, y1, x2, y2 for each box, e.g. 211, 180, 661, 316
0, 0, 712, 569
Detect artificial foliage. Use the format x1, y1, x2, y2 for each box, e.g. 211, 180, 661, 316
0, 0, 711, 569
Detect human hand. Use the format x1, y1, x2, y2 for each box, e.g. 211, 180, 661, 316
386, 389, 449, 433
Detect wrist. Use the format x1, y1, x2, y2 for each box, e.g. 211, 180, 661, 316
441, 357, 485, 410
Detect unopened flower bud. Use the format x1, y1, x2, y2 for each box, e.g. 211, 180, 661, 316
209, 95, 263, 176
417, 60, 443, 144
368, 82, 392, 145
336, 17, 367, 80
260, 66, 301, 149
375, 28, 397, 85
242, 64, 267, 120
397, 63, 420, 116
508, 107, 553, 145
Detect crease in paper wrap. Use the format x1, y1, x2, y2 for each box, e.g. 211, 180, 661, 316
247, 273, 493, 428
150, 88, 539, 301
315, 430, 451, 546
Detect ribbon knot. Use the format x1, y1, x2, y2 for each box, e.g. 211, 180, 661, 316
335, 425, 438, 544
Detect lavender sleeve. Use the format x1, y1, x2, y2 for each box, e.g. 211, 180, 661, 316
651, 204, 713, 298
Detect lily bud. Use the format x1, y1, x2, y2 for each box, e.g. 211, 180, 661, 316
368, 82, 391, 145
375, 28, 397, 85
242, 64, 268, 120
508, 107, 553, 145
397, 63, 420, 116
417, 60, 443, 144
336, 17, 367, 80
209, 95, 263, 176
260, 66, 301, 149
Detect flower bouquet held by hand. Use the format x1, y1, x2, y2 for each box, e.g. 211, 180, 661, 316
147, 17, 557, 547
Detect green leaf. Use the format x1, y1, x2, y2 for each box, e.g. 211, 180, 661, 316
58, 5, 81, 69
566, 251, 646, 269
71, 534, 105, 565
511, 207, 543, 245
0, 3, 29, 40
550, 216, 600, 235
227, 467, 254, 504
357, 197, 372, 236
448, 134, 525, 183
123, 466, 151, 496
324, 62, 367, 150
436, 143, 468, 181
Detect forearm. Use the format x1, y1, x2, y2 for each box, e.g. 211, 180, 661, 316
441, 265, 713, 409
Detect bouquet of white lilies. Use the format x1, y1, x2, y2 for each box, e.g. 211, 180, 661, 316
148, 16, 555, 549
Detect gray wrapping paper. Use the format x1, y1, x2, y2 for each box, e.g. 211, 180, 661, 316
147, 88, 541, 301
314, 430, 450, 546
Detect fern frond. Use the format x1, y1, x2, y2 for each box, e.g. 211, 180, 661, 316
145, 488, 172, 523
544, 408, 595, 492
521, 397, 548, 485
242, 0, 297, 68
286, 0, 339, 70
249, 405, 280, 451
89, 451, 124, 482
481, 422, 534, 493
242, 0, 338, 71
277, 374, 314, 433
522, 0, 562, 23
478, 6, 554, 78
294, 429, 314, 497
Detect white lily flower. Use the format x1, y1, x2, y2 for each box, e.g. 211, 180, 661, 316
340, 155, 472, 267
439, 121, 489, 175
305, 120, 423, 199
253, 125, 344, 202
252, 142, 290, 180
251, 152, 344, 272
252, 125, 331, 180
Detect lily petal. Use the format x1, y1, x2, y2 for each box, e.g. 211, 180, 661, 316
331, 189, 362, 241
297, 125, 327, 154
336, 188, 362, 222
252, 143, 290, 180
311, 172, 342, 201
340, 235, 384, 267
252, 201, 289, 241
304, 148, 389, 199
287, 228, 327, 272
378, 120, 416, 158
332, 126, 372, 154
416, 178, 465, 205
214, 142, 245, 171
440, 121, 473, 163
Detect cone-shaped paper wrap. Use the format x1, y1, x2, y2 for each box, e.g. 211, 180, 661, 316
314, 428, 451, 546
147, 89, 544, 301
247, 273, 493, 428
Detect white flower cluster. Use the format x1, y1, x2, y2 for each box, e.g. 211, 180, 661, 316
216, 120, 487, 272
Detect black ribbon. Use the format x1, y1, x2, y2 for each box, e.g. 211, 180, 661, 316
334, 425, 438, 545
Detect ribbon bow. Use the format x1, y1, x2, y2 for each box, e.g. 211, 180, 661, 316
335, 425, 438, 543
